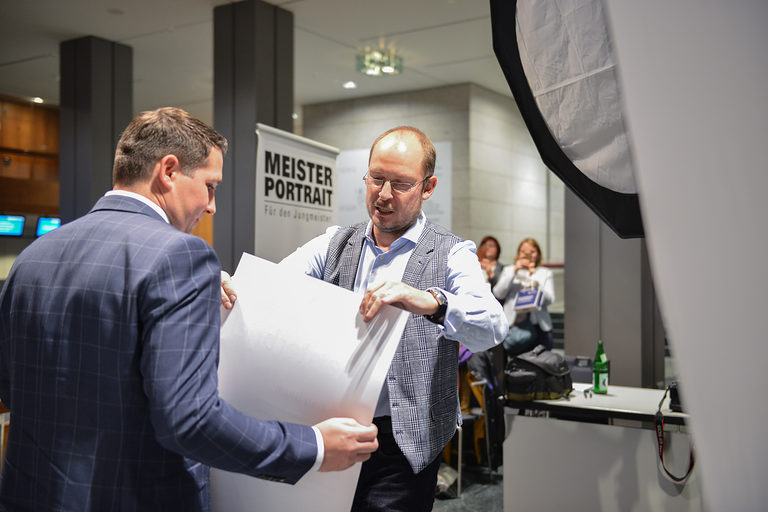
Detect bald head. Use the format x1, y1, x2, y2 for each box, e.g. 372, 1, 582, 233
369, 126, 436, 178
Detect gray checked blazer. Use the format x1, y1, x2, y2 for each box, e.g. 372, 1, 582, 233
323, 221, 461, 473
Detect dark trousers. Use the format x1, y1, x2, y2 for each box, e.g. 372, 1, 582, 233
350, 417, 442, 512
503, 318, 553, 357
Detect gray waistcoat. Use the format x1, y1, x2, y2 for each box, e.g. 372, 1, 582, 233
323, 221, 462, 473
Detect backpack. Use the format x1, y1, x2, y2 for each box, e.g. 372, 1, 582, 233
504, 345, 573, 401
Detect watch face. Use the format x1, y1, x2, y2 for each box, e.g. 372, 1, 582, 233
429, 288, 446, 306
425, 288, 448, 325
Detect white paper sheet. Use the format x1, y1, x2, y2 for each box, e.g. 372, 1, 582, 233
211, 253, 409, 512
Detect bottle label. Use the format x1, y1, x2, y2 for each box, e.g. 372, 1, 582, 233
593, 370, 609, 393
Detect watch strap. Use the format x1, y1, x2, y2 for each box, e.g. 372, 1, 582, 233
425, 287, 447, 325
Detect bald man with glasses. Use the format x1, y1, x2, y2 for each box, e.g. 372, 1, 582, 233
223, 126, 507, 511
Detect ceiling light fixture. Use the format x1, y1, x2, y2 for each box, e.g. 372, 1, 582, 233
32, 97, 44, 104
342, 81, 357, 89
356, 47, 403, 77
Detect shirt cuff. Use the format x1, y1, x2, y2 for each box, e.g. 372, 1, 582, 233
310, 426, 325, 471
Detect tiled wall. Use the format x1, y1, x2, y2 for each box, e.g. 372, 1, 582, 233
302, 83, 564, 310
465, 85, 565, 265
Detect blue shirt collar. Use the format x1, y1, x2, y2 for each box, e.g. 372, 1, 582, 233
364, 211, 426, 250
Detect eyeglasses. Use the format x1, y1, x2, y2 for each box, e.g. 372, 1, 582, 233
363, 174, 428, 193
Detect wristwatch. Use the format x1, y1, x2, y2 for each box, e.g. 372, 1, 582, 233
424, 287, 448, 325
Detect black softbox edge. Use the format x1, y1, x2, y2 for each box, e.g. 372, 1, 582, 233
490, 0, 644, 239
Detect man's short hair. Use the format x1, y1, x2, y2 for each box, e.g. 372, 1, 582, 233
369, 126, 436, 178
112, 107, 228, 186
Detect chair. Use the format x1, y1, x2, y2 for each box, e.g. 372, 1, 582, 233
565, 355, 594, 383
467, 345, 506, 469
444, 396, 480, 496
447, 345, 506, 497
443, 391, 486, 497
470, 378, 495, 465
0, 401, 9, 473
454, 377, 495, 497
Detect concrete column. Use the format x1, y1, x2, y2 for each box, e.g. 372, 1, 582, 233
213, 0, 294, 272
59, 36, 132, 222
564, 188, 664, 387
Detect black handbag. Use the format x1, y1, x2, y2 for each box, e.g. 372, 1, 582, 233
505, 344, 573, 401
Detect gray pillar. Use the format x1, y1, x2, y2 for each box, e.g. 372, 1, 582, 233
213, 0, 294, 272
59, 36, 132, 223
641, 247, 667, 388
564, 188, 664, 387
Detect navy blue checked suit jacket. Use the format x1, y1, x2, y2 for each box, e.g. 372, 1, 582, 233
0, 195, 317, 512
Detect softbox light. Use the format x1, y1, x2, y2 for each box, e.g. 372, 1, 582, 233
491, 0, 643, 238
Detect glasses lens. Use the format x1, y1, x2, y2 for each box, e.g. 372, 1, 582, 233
365, 175, 424, 193
364, 175, 384, 188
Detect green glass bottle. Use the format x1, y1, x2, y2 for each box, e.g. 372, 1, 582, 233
593, 339, 609, 394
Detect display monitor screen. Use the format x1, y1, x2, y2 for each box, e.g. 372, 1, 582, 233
36, 216, 61, 237
0, 215, 25, 236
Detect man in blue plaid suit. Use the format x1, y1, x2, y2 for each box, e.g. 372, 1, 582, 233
223, 126, 508, 511
0, 107, 378, 512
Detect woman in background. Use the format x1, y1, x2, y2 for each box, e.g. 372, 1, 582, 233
477, 235, 504, 289
493, 238, 554, 357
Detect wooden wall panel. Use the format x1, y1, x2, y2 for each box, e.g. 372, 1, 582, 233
193, 214, 214, 247
34, 107, 59, 154
0, 100, 58, 155
0, 96, 60, 215
0, 152, 58, 181
0, 176, 59, 215
0, 101, 33, 150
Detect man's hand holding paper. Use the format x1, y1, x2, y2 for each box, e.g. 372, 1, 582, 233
358, 281, 441, 321
315, 418, 379, 472
220, 270, 237, 310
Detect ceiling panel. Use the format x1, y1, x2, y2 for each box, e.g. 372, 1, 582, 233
0, 0, 510, 114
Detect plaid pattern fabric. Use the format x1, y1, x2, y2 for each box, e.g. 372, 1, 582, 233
0, 195, 317, 512
324, 221, 461, 473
